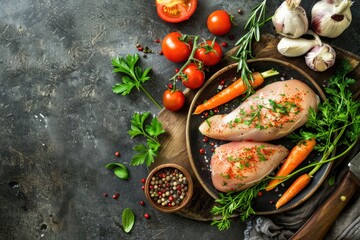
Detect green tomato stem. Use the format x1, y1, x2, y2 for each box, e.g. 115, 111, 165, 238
169, 35, 200, 90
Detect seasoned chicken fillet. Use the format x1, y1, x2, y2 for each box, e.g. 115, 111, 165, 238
211, 141, 289, 192
199, 80, 319, 142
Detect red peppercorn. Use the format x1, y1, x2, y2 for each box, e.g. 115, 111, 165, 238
112, 192, 120, 199
155, 39, 161, 43
203, 112, 209, 118
137, 46, 144, 51
220, 79, 225, 86
141, 178, 146, 183
159, 50, 163, 55
202, 136, 209, 142
168, 196, 174, 202
175, 68, 180, 73
103, 193, 109, 197
114, 151, 120, 157
139, 201, 145, 206
257, 191, 263, 197
167, 83, 173, 90
221, 42, 228, 47
144, 213, 150, 219
199, 148, 205, 154
213, 108, 219, 113
141, 186, 145, 191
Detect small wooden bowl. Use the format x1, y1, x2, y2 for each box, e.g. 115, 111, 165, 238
144, 163, 193, 213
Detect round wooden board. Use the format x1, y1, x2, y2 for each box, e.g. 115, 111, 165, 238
151, 34, 360, 221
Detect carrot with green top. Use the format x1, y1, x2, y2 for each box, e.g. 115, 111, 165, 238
275, 173, 311, 209
193, 69, 279, 115
266, 138, 316, 191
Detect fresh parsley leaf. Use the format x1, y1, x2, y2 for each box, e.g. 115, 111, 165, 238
128, 112, 165, 167
146, 117, 166, 137
111, 54, 162, 109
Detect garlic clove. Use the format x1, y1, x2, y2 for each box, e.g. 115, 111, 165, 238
277, 30, 322, 57
277, 37, 318, 57
314, 58, 329, 72
305, 44, 336, 72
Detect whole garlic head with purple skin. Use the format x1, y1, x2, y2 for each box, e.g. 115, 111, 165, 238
272, 0, 308, 38
305, 44, 336, 72
311, 0, 353, 38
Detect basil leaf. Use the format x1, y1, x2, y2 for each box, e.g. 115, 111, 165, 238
105, 162, 126, 169
105, 163, 129, 180
122, 208, 135, 233
114, 166, 129, 180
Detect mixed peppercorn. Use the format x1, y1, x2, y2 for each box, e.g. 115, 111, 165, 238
148, 168, 189, 207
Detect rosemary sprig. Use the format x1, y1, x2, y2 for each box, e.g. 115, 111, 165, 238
233, 0, 272, 96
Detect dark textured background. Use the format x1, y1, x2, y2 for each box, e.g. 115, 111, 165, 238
0, 0, 359, 239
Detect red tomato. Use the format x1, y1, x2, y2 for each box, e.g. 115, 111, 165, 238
162, 89, 185, 111
207, 10, 232, 36
182, 63, 205, 89
162, 32, 192, 63
194, 40, 223, 66
156, 0, 197, 23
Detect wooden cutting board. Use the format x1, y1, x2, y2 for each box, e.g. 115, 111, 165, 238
151, 34, 360, 221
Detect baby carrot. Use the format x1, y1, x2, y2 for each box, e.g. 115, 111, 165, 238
275, 173, 311, 209
265, 138, 316, 191
193, 69, 279, 115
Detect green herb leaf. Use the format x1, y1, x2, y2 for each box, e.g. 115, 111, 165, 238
128, 112, 165, 167
146, 117, 165, 138
105, 163, 129, 180
234, 0, 270, 96
328, 175, 336, 186
114, 166, 129, 180
122, 208, 135, 233
111, 54, 162, 109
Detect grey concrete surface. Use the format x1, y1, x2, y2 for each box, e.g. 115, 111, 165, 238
0, 0, 359, 239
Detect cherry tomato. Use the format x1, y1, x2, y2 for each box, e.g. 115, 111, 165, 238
182, 63, 205, 89
162, 32, 192, 63
194, 40, 223, 66
162, 89, 185, 112
207, 10, 232, 36
156, 0, 197, 23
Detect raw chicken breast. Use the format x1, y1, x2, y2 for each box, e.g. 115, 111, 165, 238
211, 141, 289, 192
199, 80, 319, 142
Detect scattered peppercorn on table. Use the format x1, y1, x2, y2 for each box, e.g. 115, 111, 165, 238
1, 0, 359, 239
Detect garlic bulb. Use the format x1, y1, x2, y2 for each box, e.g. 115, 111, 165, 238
277, 30, 322, 57
272, 0, 309, 38
311, 0, 353, 38
305, 44, 336, 72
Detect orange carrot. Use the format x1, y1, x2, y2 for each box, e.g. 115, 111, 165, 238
275, 173, 311, 209
265, 138, 316, 191
193, 69, 279, 115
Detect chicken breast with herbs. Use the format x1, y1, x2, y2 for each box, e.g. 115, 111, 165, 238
211, 141, 289, 192
199, 80, 319, 142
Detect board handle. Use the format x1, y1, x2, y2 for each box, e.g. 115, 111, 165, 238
291, 171, 360, 240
